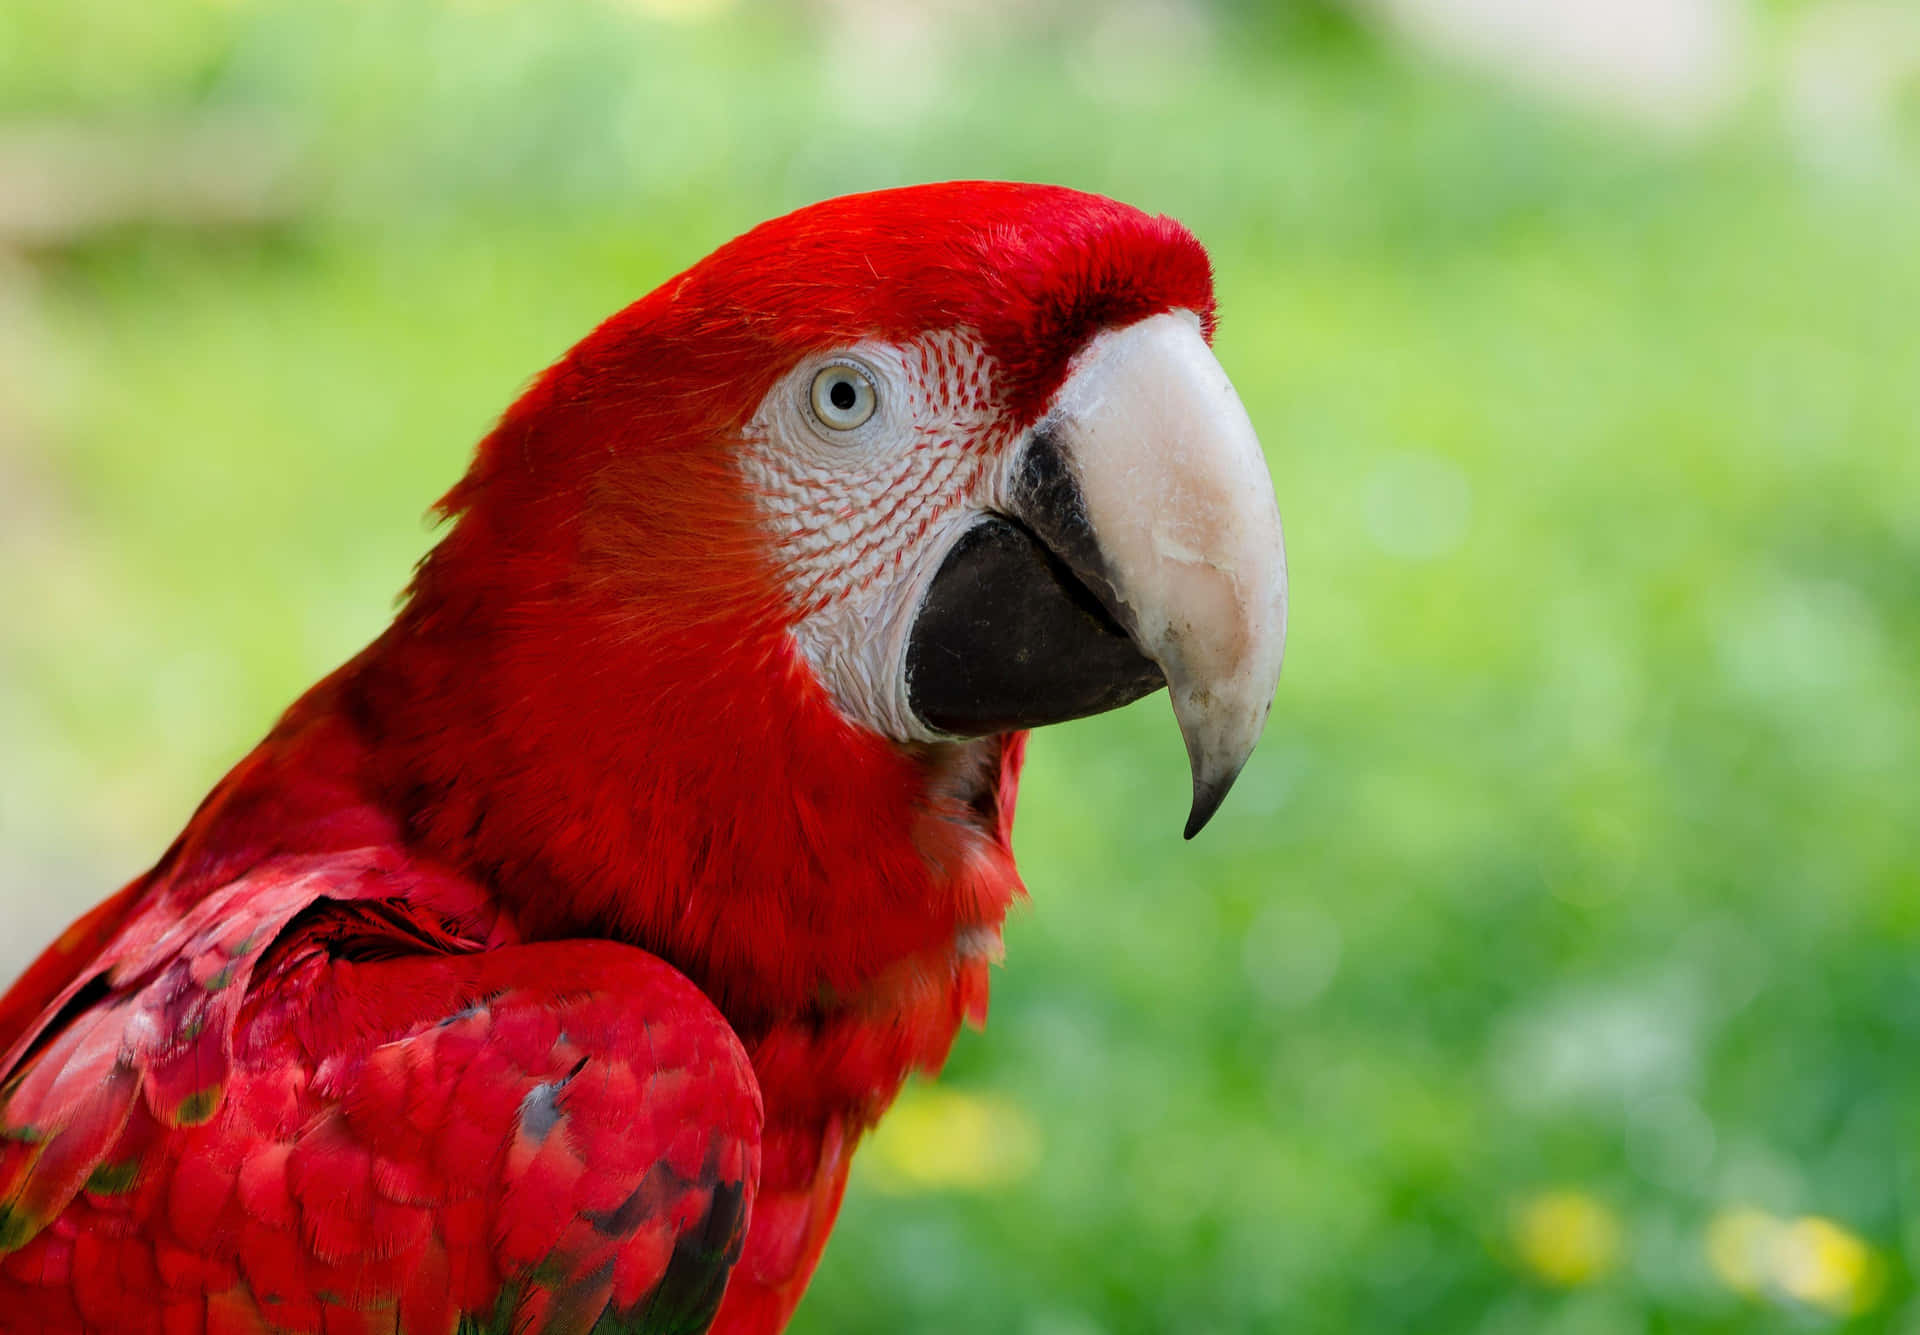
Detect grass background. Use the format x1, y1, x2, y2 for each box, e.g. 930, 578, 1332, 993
2, 1, 1918, 1330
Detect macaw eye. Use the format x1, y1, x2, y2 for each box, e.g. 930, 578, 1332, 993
808, 362, 877, 431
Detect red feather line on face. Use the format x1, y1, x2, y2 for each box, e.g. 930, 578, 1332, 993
0, 182, 1217, 1334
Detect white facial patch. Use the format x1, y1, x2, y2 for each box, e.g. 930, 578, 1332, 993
738, 329, 1018, 742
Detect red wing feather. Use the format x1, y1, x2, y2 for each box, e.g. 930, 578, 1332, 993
0, 857, 761, 1335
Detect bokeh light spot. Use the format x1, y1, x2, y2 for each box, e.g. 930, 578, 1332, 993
1512, 1190, 1622, 1286
1705, 1207, 1883, 1316
862, 1086, 1042, 1194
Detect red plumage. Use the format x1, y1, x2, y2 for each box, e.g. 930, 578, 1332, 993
0, 183, 1218, 1333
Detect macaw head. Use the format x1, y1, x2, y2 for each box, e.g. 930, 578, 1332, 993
372, 182, 1286, 1016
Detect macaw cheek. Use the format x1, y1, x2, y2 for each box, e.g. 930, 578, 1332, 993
902, 310, 1288, 838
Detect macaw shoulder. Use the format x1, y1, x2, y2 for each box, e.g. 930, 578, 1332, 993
1, 845, 486, 1089
0, 849, 764, 1335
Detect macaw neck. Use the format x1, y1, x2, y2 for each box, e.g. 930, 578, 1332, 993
331, 586, 1028, 1031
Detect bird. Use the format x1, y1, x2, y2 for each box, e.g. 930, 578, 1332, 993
0, 181, 1288, 1334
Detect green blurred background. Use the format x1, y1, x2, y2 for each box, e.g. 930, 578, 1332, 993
3, 0, 1918, 1330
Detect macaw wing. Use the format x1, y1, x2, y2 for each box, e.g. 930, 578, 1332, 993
0, 853, 762, 1335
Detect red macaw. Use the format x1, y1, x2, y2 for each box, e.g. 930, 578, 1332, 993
0, 182, 1287, 1334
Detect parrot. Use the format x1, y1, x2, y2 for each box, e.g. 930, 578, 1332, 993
0, 182, 1287, 1334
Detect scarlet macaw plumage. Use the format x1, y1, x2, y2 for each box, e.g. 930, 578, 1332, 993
0, 182, 1287, 1334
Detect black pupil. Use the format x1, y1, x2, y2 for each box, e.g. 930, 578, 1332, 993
829, 378, 858, 412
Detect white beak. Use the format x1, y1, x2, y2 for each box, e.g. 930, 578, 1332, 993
1032, 311, 1289, 836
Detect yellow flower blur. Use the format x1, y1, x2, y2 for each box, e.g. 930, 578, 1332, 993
862, 1087, 1043, 1194
1705, 1207, 1882, 1316
1513, 1190, 1623, 1286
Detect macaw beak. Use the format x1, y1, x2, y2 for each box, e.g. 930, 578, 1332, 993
906, 311, 1289, 838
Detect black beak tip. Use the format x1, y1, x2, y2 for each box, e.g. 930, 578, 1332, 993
1182, 767, 1243, 841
